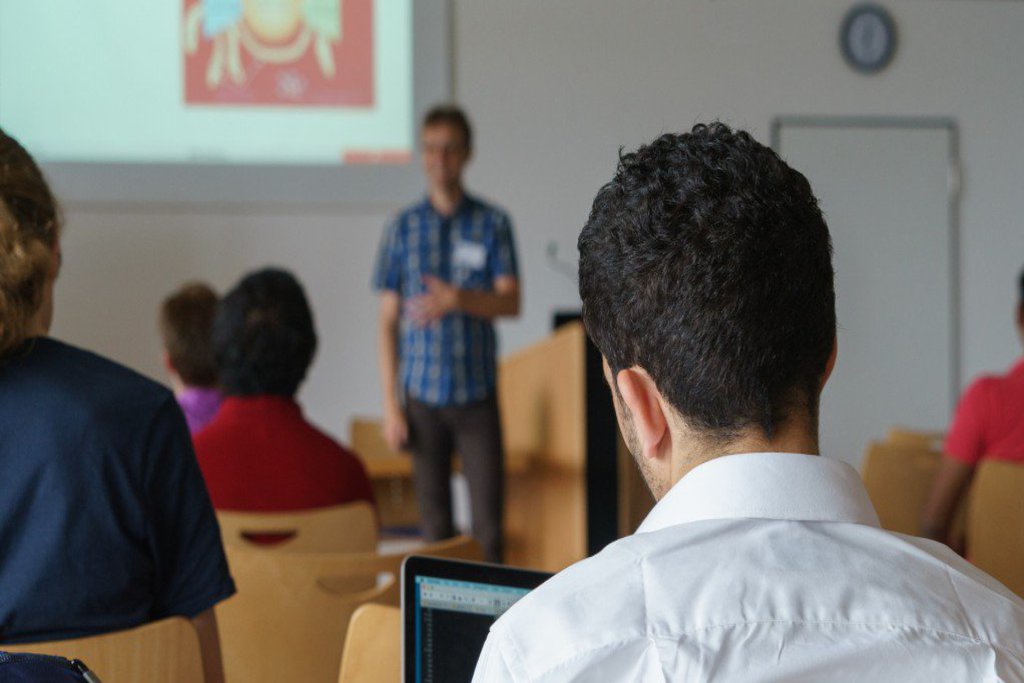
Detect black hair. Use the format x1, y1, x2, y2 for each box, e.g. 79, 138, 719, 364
422, 104, 473, 151
1019, 267, 1024, 306
213, 268, 317, 397
578, 122, 836, 441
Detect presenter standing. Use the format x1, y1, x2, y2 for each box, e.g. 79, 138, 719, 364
373, 105, 520, 563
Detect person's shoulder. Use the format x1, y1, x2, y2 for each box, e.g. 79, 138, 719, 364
312, 424, 360, 460
895, 532, 1024, 637
846, 527, 1024, 661
962, 371, 1006, 402
283, 411, 368, 469
191, 408, 229, 452
0, 339, 179, 452
24, 338, 173, 409
391, 198, 430, 226
487, 539, 647, 678
465, 193, 512, 223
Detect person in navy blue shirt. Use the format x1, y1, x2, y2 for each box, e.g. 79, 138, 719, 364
373, 105, 520, 562
0, 129, 233, 683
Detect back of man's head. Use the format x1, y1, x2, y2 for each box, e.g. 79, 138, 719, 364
213, 267, 317, 397
578, 122, 835, 442
160, 282, 218, 387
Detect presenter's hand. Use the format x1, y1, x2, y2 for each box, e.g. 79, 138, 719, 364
406, 276, 458, 326
383, 406, 409, 454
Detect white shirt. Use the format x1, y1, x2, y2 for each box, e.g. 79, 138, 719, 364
473, 453, 1024, 682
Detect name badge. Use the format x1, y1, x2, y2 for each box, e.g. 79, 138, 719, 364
453, 240, 487, 270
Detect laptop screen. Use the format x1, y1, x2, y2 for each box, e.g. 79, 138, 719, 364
403, 557, 551, 683
412, 576, 530, 682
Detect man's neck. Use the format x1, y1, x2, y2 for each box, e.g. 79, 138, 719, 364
169, 373, 186, 396
26, 304, 51, 339
669, 415, 820, 487
428, 184, 464, 217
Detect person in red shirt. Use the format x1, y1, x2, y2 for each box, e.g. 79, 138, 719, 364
922, 267, 1024, 551
195, 268, 374, 512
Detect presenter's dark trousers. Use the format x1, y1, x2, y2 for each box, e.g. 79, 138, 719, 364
406, 394, 504, 563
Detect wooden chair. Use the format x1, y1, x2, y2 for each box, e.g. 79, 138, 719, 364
351, 417, 410, 464
885, 426, 946, 451
862, 441, 944, 535
337, 605, 400, 683
861, 441, 969, 539
4, 617, 203, 683
350, 418, 422, 529
217, 535, 481, 683
217, 502, 377, 553
322, 534, 484, 606
967, 459, 1024, 597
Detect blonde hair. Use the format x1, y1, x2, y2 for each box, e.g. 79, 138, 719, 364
0, 129, 60, 359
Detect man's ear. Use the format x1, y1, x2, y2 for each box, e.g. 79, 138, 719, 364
821, 336, 838, 391
615, 367, 669, 462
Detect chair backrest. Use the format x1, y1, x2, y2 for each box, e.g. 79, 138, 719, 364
337, 605, 400, 683
328, 534, 485, 607
967, 459, 1024, 597
217, 535, 482, 683
885, 426, 946, 451
862, 441, 943, 536
862, 441, 969, 539
351, 417, 408, 460
217, 502, 378, 553
3, 617, 203, 683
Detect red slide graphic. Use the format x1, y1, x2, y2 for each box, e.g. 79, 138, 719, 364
182, 0, 374, 107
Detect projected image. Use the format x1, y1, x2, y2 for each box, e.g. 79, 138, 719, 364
183, 0, 374, 107
0, 0, 414, 166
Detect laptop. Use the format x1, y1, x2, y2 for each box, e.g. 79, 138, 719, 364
401, 556, 552, 683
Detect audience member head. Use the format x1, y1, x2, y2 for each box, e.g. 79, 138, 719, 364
421, 104, 472, 192
160, 282, 219, 390
578, 122, 836, 496
213, 268, 317, 398
0, 129, 61, 359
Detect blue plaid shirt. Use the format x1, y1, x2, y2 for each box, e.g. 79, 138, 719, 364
373, 194, 519, 407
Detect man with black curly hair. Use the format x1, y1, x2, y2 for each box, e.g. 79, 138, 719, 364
473, 124, 1024, 682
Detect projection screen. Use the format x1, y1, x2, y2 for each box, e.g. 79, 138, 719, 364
0, 0, 450, 204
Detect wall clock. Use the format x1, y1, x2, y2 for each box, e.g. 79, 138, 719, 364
840, 4, 898, 74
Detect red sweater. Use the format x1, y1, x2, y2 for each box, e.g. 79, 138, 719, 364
194, 395, 375, 512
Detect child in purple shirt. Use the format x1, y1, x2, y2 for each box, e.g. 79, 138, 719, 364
160, 282, 223, 434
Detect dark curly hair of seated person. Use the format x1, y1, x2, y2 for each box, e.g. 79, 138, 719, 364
213, 267, 317, 397
578, 122, 836, 443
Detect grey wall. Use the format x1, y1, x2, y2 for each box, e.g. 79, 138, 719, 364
52, 0, 1024, 458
